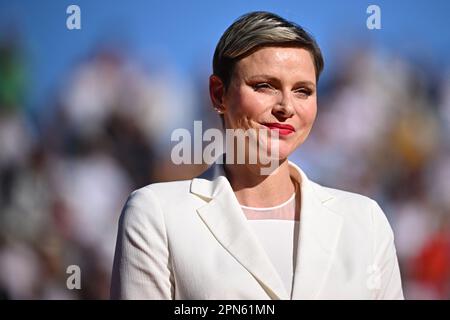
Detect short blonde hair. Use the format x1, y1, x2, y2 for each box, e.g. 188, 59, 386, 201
213, 11, 324, 89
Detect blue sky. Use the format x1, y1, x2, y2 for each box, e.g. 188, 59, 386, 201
1, 0, 449, 112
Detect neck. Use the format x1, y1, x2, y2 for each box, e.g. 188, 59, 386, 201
224, 159, 296, 208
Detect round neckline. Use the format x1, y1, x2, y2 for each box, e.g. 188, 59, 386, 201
240, 191, 296, 211
239, 178, 299, 211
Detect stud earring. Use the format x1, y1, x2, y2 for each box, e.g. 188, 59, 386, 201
214, 106, 224, 114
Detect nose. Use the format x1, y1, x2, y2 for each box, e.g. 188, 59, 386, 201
272, 91, 295, 119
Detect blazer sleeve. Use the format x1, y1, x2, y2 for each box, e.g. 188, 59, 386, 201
371, 200, 404, 300
110, 188, 173, 299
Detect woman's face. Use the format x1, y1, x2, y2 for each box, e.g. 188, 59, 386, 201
221, 46, 318, 161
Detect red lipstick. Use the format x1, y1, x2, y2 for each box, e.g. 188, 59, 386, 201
262, 123, 295, 136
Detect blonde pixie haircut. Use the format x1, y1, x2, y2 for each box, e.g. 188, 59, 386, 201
213, 11, 324, 89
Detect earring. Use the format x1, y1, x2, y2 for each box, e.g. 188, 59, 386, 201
214, 105, 224, 114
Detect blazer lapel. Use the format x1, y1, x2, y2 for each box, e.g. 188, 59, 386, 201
290, 164, 343, 299
191, 162, 289, 300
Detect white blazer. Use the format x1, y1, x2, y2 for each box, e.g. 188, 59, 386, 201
111, 159, 404, 300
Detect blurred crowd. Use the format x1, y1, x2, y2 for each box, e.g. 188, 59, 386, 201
1, 32, 449, 299
0, 34, 203, 299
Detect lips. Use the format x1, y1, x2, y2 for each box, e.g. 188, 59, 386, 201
262, 123, 295, 136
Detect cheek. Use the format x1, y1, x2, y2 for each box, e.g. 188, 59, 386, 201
229, 88, 271, 118
297, 99, 317, 126
307, 103, 318, 124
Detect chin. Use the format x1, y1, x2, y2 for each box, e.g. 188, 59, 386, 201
262, 144, 292, 163
250, 134, 298, 163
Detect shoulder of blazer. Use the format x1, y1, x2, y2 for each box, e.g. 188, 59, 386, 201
130, 179, 195, 206
309, 180, 393, 238
311, 180, 375, 207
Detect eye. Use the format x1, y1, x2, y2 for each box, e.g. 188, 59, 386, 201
252, 83, 275, 91
294, 88, 313, 98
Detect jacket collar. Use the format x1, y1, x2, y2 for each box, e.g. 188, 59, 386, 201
190, 156, 343, 300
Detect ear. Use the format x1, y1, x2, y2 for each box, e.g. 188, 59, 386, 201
209, 74, 226, 113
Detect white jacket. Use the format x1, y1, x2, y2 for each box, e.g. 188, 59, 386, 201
111, 159, 404, 299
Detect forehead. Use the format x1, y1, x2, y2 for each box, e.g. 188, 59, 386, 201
234, 46, 316, 81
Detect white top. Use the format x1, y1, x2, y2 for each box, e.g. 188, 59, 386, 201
240, 182, 300, 297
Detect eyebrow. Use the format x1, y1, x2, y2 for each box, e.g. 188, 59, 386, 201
246, 75, 316, 88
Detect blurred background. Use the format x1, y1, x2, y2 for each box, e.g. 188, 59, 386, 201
0, 0, 449, 299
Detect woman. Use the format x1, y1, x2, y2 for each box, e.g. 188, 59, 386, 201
111, 11, 403, 300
